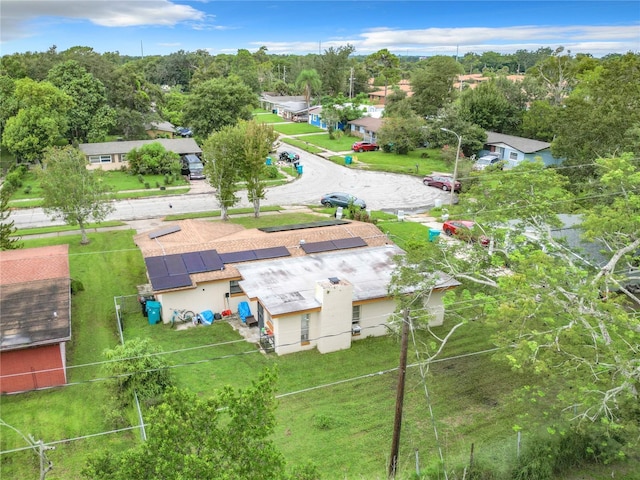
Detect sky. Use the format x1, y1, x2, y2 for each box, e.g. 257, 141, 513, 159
1, 1, 639, 58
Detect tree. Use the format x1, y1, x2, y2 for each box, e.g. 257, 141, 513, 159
126, 142, 181, 176
2, 78, 73, 162
528, 47, 576, 105
0, 186, 21, 250
82, 369, 287, 480
38, 146, 114, 244
202, 125, 244, 220
101, 338, 174, 409
365, 49, 400, 103
239, 121, 278, 217
376, 114, 426, 155
46, 60, 113, 143
411, 56, 464, 117
551, 53, 640, 186
319, 45, 355, 96
519, 100, 559, 142
183, 76, 257, 137
231, 49, 260, 93
403, 161, 640, 460
295, 69, 321, 111
458, 78, 525, 134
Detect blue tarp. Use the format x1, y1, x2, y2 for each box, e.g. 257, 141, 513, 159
199, 310, 214, 325
238, 301, 252, 323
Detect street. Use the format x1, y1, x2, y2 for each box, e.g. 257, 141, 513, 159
9, 147, 451, 229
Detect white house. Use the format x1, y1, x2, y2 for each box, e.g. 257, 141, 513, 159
134, 219, 460, 355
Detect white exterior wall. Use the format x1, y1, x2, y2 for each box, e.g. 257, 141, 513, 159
355, 299, 395, 340
426, 289, 447, 326
155, 281, 237, 323
272, 311, 319, 355
315, 279, 353, 354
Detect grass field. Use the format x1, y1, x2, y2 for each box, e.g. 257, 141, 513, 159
272, 123, 325, 135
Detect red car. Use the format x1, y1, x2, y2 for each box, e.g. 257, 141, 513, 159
352, 141, 379, 152
423, 175, 461, 193
442, 220, 490, 246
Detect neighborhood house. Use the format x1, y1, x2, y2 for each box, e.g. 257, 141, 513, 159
134, 219, 459, 355
481, 131, 563, 168
0, 245, 71, 394
78, 138, 202, 171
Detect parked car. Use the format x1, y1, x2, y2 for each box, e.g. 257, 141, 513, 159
442, 220, 490, 246
175, 126, 193, 138
472, 154, 502, 171
181, 154, 205, 179
279, 151, 300, 162
320, 192, 366, 209
352, 141, 379, 152
422, 175, 461, 193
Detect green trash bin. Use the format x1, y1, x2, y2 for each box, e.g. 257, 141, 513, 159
345, 156, 352, 165
428, 229, 441, 242
146, 301, 162, 325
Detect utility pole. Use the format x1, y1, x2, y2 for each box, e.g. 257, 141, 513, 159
388, 309, 410, 478
349, 67, 354, 99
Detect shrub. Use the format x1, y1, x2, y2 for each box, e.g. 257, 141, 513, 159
70, 278, 85, 294
137, 174, 144, 183
23, 185, 32, 194
265, 165, 279, 179
155, 181, 161, 188
144, 182, 150, 189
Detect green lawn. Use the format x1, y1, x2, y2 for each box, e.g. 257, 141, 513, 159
327, 148, 451, 176
292, 133, 357, 152
280, 137, 325, 154
253, 113, 288, 123
272, 123, 325, 135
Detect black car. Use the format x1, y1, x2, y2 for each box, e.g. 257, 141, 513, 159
181, 154, 205, 179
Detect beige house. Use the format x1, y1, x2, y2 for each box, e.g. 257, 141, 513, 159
78, 138, 201, 171
134, 219, 459, 355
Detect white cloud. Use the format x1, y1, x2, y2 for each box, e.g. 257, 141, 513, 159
1, 0, 207, 41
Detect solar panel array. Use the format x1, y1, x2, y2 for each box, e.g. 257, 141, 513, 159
301, 236, 367, 254
259, 219, 350, 233
148, 225, 181, 239
146, 246, 290, 291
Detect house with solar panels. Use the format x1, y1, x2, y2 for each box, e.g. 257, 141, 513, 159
134, 219, 460, 355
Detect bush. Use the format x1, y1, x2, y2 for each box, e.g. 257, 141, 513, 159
23, 185, 32, 194
4, 169, 24, 190
137, 174, 144, 183
144, 182, 150, 189
70, 278, 85, 294
265, 165, 279, 179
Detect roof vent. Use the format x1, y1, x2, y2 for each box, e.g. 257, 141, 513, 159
299, 239, 305, 245
328, 277, 340, 285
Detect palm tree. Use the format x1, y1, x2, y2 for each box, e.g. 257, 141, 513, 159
295, 69, 322, 111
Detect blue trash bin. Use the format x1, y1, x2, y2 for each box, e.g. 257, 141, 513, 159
265, 157, 272, 166
345, 156, 352, 165
428, 229, 441, 242
146, 301, 162, 325
296, 165, 303, 175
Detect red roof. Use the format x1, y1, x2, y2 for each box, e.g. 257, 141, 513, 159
0, 245, 70, 286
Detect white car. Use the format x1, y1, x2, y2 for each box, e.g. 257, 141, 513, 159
473, 154, 502, 171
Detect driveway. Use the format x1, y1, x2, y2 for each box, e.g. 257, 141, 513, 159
9, 147, 451, 229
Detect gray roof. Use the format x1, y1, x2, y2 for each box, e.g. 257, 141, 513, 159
237, 245, 459, 316
146, 121, 175, 132
485, 132, 550, 154
261, 94, 306, 104
78, 138, 202, 156
348, 117, 384, 132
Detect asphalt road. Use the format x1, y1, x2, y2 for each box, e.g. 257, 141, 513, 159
9, 147, 451, 229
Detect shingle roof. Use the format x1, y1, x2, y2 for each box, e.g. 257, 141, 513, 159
0, 245, 71, 351
134, 219, 393, 291
78, 138, 202, 156
485, 132, 550, 154
348, 117, 384, 132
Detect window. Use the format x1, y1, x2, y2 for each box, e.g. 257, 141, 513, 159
89, 155, 111, 164
301, 314, 310, 343
509, 152, 518, 160
352, 305, 361, 335
229, 280, 242, 295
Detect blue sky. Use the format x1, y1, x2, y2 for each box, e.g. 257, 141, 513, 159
2, 1, 639, 57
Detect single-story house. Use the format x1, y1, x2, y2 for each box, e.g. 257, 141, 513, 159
260, 94, 310, 121
134, 219, 459, 355
481, 131, 563, 168
0, 245, 71, 394
309, 104, 384, 130
145, 120, 176, 139
368, 79, 413, 105
348, 117, 384, 143
78, 138, 202, 171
